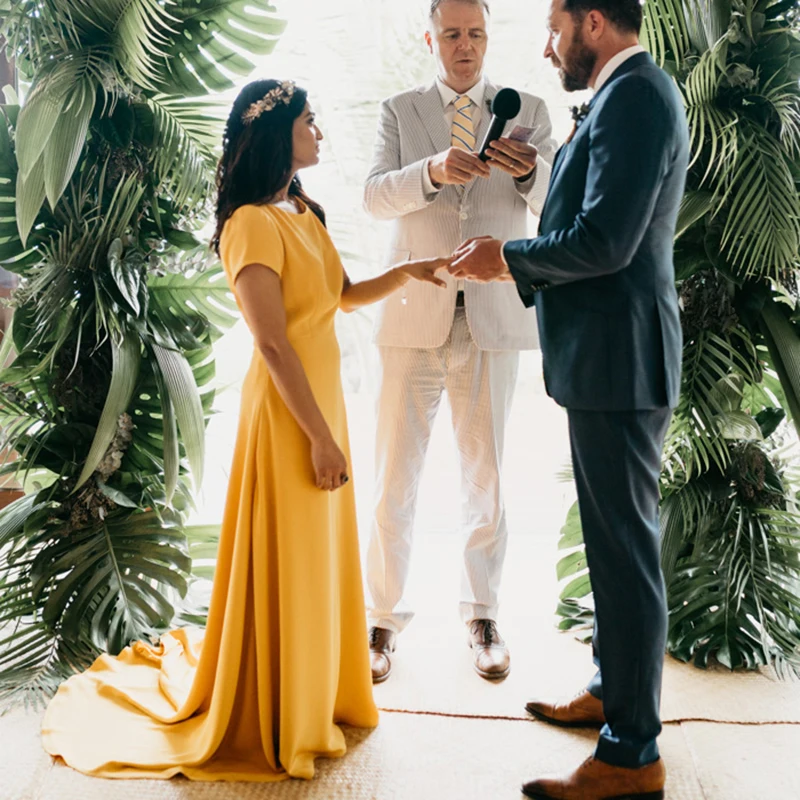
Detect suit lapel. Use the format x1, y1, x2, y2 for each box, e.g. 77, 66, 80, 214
539, 52, 655, 233
550, 143, 569, 185
549, 54, 654, 191
413, 83, 451, 156
540, 135, 578, 230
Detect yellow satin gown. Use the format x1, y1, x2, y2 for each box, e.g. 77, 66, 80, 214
42, 201, 379, 780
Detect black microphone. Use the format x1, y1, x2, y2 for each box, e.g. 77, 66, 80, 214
477, 88, 522, 161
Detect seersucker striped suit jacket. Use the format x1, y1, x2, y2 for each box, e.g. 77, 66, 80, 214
364, 79, 557, 351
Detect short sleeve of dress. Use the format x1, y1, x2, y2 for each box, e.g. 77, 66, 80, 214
219, 205, 286, 285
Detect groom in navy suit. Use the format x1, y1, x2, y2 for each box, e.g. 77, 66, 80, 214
449, 0, 689, 797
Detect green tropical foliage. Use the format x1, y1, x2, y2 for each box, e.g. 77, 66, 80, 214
557, 0, 800, 676
0, 0, 285, 707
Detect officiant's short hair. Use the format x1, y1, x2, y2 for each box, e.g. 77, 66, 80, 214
563, 0, 643, 33
429, 0, 491, 20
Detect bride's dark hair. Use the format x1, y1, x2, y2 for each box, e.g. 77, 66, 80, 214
211, 79, 326, 254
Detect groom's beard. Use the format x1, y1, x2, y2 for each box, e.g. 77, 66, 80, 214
552, 33, 597, 92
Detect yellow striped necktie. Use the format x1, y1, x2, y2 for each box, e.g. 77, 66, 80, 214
451, 95, 476, 151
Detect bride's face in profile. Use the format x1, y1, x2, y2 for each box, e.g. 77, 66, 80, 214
292, 103, 324, 172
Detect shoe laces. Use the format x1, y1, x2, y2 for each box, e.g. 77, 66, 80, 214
470, 619, 499, 645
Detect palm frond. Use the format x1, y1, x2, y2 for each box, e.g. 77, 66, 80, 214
142, 95, 222, 209
684, 0, 732, 52
661, 482, 713, 585
717, 126, 800, 281
0, 622, 97, 711
642, 0, 691, 68
675, 190, 715, 239
683, 42, 740, 181
761, 75, 800, 159
1, 2, 82, 68
89, 0, 178, 88
665, 329, 761, 481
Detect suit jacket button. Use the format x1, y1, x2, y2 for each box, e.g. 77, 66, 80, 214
459, 212, 468, 220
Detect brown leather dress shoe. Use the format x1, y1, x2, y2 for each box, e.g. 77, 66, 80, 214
525, 689, 606, 728
467, 619, 510, 680
522, 755, 666, 800
369, 626, 396, 684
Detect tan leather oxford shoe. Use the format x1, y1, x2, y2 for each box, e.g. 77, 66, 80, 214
369, 626, 396, 684
468, 619, 510, 680
521, 755, 666, 799
525, 689, 606, 728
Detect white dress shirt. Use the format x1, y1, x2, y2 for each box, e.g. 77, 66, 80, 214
593, 44, 646, 92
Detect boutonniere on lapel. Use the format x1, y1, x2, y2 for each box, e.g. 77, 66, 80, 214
570, 102, 591, 123
565, 102, 591, 144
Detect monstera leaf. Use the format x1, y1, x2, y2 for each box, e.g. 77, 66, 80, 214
148, 263, 238, 344
11, 505, 188, 650
158, 0, 287, 95
668, 505, 800, 677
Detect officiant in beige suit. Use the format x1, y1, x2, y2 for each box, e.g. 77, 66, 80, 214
362, 0, 557, 683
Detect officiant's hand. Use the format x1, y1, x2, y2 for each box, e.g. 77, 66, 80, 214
485, 138, 538, 180
449, 237, 512, 283
428, 147, 491, 187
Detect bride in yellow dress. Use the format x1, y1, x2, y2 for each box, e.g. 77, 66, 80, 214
41, 79, 449, 782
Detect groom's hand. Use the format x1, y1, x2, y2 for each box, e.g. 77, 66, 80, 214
485, 138, 538, 180
448, 237, 512, 283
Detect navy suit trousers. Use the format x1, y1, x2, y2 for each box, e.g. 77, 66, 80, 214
567, 407, 672, 768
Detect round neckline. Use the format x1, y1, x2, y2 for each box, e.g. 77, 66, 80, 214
268, 197, 307, 216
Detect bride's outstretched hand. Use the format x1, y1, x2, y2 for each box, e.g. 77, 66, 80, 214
397, 257, 451, 288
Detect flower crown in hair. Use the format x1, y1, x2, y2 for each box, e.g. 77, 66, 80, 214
242, 81, 296, 125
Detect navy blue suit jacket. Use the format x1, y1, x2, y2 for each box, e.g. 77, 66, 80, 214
504, 52, 689, 411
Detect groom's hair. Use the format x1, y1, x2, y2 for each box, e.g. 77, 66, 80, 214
563, 0, 643, 34
429, 0, 490, 19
